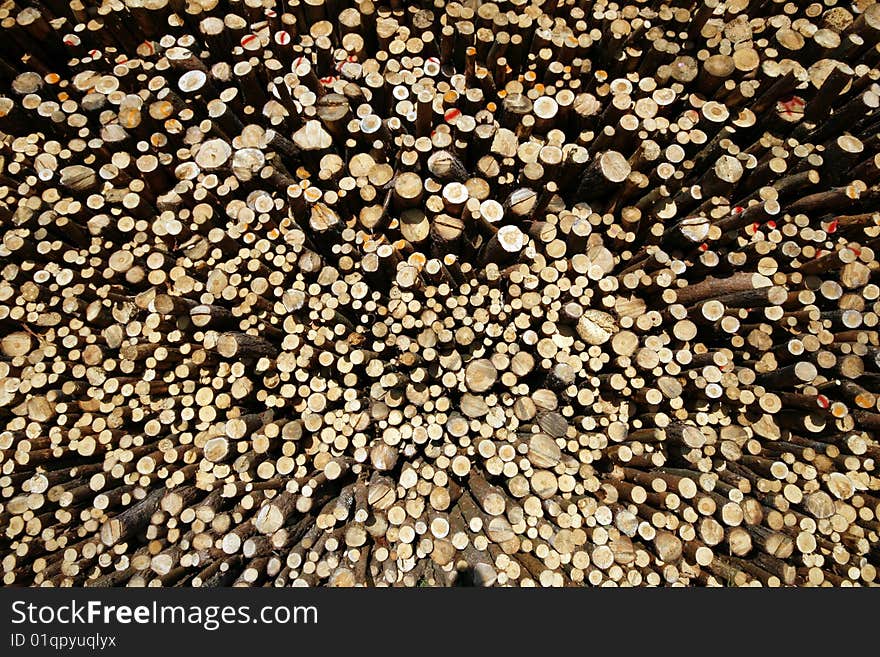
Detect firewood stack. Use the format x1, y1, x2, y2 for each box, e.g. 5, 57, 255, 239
1, 0, 879, 588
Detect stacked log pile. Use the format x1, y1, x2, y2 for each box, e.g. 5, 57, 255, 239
1, 0, 879, 587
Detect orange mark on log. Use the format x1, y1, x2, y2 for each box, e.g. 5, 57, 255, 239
410, 254, 427, 271
779, 96, 804, 111
777, 96, 805, 119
